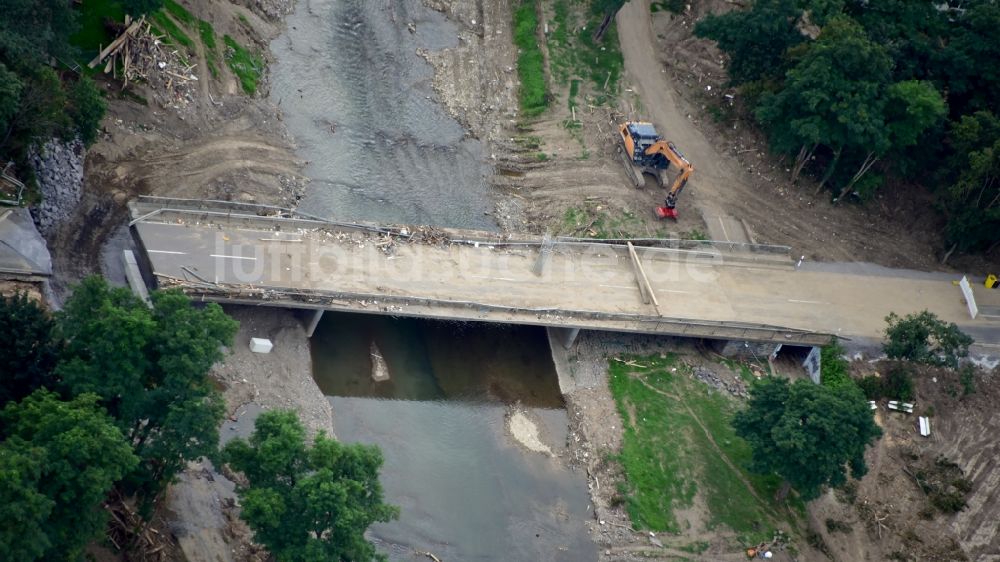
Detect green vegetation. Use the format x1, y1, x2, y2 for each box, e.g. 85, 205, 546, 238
70, 0, 127, 59
0, 278, 237, 558
884, 310, 973, 368
0, 391, 137, 560
223, 410, 399, 562
547, 0, 624, 96
163, 0, 195, 26
651, 0, 684, 14
513, 0, 548, 117
858, 363, 914, 402
561, 204, 647, 238
818, 340, 855, 392
695, 0, 1000, 256
150, 11, 194, 50
608, 354, 801, 542
734, 377, 881, 501
0, 0, 110, 175
224, 35, 264, 95
198, 21, 219, 77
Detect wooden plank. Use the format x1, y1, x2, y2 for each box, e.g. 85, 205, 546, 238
88, 20, 140, 69
627, 242, 660, 313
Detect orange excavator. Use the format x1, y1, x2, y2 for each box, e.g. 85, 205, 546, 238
618, 121, 693, 220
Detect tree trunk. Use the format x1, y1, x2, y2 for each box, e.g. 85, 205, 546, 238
941, 242, 958, 265
775, 480, 792, 502
791, 143, 817, 184
839, 152, 879, 201
815, 146, 842, 194
593, 10, 616, 42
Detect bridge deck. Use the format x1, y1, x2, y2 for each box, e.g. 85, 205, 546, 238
129, 200, 1000, 348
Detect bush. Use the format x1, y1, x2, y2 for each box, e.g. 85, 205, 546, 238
820, 340, 858, 393
884, 311, 973, 368
68, 76, 106, 146
883, 364, 915, 401
857, 375, 883, 400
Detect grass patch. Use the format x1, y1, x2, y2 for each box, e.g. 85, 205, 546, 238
70, 0, 126, 62
546, 1, 624, 97
608, 354, 803, 542
513, 0, 548, 117
198, 20, 218, 51
223, 35, 264, 95
164, 0, 196, 26
198, 20, 219, 77
150, 11, 195, 50
561, 203, 646, 238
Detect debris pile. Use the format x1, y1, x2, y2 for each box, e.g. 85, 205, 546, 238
88, 16, 198, 110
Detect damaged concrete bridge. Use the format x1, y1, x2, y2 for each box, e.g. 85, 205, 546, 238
127, 197, 1000, 352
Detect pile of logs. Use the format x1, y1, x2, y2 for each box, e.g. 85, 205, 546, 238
87, 15, 198, 95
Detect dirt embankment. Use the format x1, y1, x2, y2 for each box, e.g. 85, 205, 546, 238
49, 0, 307, 296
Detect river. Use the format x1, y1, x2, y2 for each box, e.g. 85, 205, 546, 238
270, 0, 496, 229
269, 1, 595, 560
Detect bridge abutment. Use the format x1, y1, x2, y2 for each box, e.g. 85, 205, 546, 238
712, 339, 781, 360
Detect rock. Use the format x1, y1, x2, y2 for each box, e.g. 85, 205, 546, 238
28, 138, 85, 236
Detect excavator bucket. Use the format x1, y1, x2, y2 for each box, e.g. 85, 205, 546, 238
655, 206, 678, 220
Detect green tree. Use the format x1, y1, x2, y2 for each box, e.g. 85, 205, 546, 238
0, 0, 78, 65
836, 79, 947, 198
123, 0, 166, 17
68, 76, 106, 146
755, 16, 892, 188
883, 310, 974, 368
0, 63, 21, 137
0, 391, 138, 561
56, 277, 236, 506
938, 111, 1000, 256
695, 0, 805, 86
223, 410, 399, 562
0, 294, 60, 407
733, 378, 881, 501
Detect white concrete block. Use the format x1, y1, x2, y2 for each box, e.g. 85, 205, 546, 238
249, 338, 273, 354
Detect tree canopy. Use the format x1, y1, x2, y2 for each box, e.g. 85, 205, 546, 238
0, 0, 107, 172
884, 310, 974, 368
56, 277, 236, 506
696, 0, 999, 254
0, 294, 60, 407
0, 391, 137, 561
733, 377, 881, 500
223, 410, 399, 562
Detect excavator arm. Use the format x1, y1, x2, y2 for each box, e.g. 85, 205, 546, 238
644, 141, 693, 219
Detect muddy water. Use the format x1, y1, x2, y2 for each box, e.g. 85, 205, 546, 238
311, 313, 596, 561
270, 0, 496, 228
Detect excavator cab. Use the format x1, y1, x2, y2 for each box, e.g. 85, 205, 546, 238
618, 121, 694, 220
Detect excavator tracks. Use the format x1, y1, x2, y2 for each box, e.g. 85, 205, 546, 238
617, 145, 646, 188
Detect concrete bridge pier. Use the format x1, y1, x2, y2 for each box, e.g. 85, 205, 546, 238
304, 309, 324, 338
549, 326, 582, 349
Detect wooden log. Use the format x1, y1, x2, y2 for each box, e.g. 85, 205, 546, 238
627, 242, 661, 314
88, 19, 141, 69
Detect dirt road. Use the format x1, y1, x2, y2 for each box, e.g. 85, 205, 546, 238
617, 1, 737, 228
